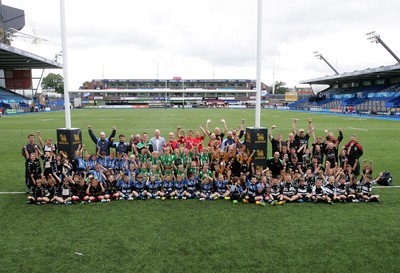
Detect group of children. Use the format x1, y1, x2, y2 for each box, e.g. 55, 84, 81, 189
23, 119, 382, 206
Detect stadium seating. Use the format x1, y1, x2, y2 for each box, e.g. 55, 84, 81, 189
289, 83, 400, 114
0, 87, 29, 102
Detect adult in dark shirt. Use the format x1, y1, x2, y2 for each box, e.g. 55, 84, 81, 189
266, 151, 285, 177
136, 132, 153, 154
269, 125, 286, 157
110, 134, 132, 155
88, 125, 116, 156
22, 134, 39, 159
325, 127, 343, 163
205, 118, 227, 142
344, 135, 363, 177
22, 134, 40, 193
292, 118, 312, 162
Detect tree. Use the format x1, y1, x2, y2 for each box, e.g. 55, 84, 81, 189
41, 73, 64, 94
272, 81, 289, 94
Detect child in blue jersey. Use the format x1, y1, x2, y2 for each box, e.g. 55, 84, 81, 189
199, 174, 214, 201
173, 174, 186, 199
229, 177, 245, 204
115, 173, 134, 200
214, 174, 230, 200
183, 172, 199, 199
146, 175, 162, 199
358, 173, 381, 202
132, 174, 148, 200
91, 163, 106, 183
244, 176, 265, 205
160, 174, 175, 200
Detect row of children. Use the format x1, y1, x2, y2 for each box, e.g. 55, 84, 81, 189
27, 162, 381, 205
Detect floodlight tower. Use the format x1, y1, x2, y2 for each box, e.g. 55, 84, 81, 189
366, 31, 400, 63
313, 51, 339, 75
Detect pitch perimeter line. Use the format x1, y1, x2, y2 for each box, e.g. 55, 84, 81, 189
347, 127, 370, 132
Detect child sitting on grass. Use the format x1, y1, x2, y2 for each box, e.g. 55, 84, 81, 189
358, 172, 382, 202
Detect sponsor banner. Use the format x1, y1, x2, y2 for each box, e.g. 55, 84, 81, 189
245, 127, 268, 171
285, 91, 298, 102
310, 107, 322, 112
57, 128, 82, 160
229, 105, 246, 109
6, 109, 17, 114
132, 105, 149, 109
330, 108, 342, 113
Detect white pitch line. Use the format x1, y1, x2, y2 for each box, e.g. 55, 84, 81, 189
347, 127, 369, 132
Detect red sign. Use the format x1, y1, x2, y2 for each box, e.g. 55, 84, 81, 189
5, 69, 32, 89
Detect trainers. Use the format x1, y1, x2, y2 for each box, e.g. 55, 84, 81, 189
101, 199, 107, 203
155, 196, 161, 199
127, 197, 134, 201
328, 201, 333, 205
213, 196, 219, 200
257, 201, 266, 206
352, 199, 360, 203
297, 199, 304, 203
232, 200, 238, 204
243, 199, 249, 203
278, 201, 285, 205
224, 196, 231, 200
161, 196, 166, 201
271, 200, 278, 206
199, 198, 205, 201
182, 196, 187, 200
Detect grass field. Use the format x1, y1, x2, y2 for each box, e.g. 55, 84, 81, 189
0, 109, 399, 273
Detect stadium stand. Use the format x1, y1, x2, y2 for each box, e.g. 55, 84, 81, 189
297, 63, 400, 116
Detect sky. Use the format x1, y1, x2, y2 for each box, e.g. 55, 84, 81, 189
3, 0, 400, 90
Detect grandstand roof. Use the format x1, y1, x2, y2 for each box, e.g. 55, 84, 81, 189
0, 43, 62, 70
300, 63, 400, 85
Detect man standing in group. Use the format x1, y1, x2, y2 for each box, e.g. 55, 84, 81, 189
137, 132, 154, 154
292, 118, 312, 162
88, 125, 116, 156
344, 134, 363, 177
22, 133, 40, 193
150, 129, 166, 154
266, 151, 285, 177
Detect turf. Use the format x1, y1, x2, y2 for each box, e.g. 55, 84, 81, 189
0, 109, 399, 273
